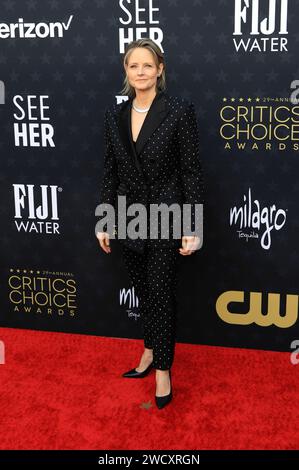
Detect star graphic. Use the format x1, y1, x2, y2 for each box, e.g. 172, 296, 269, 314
140, 401, 153, 410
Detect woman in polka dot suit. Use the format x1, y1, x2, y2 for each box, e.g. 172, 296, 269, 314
97, 38, 204, 409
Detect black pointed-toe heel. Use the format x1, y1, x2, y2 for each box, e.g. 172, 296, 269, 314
122, 361, 153, 378
155, 369, 172, 409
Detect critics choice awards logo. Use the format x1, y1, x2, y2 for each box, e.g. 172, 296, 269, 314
8, 269, 77, 318
219, 96, 299, 152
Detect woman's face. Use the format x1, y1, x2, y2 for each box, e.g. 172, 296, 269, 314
125, 47, 163, 93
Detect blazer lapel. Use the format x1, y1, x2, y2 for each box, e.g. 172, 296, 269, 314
133, 90, 169, 156
117, 98, 140, 173
116, 90, 169, 175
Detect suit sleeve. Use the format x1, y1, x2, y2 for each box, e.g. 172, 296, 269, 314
176, 101, 205, 236
98, 109, 119, 232
99, 108, 119, 207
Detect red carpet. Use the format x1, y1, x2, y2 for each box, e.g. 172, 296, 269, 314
0, 326, 298, 450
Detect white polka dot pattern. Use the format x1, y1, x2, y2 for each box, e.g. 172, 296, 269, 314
98, 109, 120, 208
98, 93, 205, 243
176, 101, 205, 235
98, 93, 205, 370
122, 243, 179, 370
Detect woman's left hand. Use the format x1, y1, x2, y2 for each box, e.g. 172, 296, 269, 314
179, 236, 200, 256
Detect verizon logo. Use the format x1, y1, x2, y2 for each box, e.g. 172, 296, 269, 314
0, 15, 74, 39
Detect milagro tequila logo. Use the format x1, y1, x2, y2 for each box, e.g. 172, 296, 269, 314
229, 188, 287, 249
13, 184, 61, 234
120, 287, 140, 320
233, 0, 289, 52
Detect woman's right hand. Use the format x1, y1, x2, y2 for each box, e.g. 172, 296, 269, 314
96, 231, 111, 254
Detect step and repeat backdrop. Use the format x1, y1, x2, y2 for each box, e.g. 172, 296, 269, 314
0, 0, 298, 352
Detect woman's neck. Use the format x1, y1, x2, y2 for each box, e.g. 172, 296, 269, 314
133, 88, 157, 108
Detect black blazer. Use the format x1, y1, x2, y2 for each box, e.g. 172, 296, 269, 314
98, 89, 204, 253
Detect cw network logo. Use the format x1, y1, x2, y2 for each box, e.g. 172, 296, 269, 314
0, 15, 73, 39
216, 290, 298, 328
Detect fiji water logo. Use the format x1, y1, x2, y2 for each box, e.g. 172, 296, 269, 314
229, 188, 287, 250
233, 0, 289, 52
13, 184, 61, 234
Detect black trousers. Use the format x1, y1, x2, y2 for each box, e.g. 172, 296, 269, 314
121, 242, 180, 370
